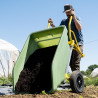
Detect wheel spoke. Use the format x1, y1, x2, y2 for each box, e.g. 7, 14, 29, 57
77, 76, 83, 88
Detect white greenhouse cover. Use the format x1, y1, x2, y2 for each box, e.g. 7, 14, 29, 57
0, 39, 19, 77
90, 68, 98, 77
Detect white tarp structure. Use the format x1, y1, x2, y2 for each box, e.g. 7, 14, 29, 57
90, 68, 98, 77
0, 39, 19, 77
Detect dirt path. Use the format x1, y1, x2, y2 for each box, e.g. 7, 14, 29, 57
0, 86, 98, 98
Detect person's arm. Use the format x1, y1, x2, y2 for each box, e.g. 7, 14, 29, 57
51, 24, 55, 27
48, 18, 55, 27
70, 10, 82, 31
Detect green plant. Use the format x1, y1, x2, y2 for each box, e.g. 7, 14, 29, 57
79, 96, 83, 98
0, 75, 12, 85
84, 77, 98, 86
40, 90, 47, 95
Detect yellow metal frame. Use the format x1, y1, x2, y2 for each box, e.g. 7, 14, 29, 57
47, 23, 50, 29
68, 16, 85, 57
47, 16, 84, 57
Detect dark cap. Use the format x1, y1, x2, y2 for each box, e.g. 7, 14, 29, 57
63, 4, 74, 13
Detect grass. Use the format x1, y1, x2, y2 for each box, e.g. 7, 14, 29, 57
0, 75, 12, 85
0, 74, 97, 87
84, 76, 98, 86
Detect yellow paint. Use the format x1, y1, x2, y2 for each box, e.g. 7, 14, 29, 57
68, 16, 85, 57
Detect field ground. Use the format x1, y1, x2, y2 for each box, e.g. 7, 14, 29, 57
0, 85, 98, 98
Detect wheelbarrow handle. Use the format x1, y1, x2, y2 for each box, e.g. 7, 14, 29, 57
47, 23, 50, 29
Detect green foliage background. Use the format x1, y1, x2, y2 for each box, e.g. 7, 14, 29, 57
81, 64, 98, 86
0, 64, 97, 86
0, 75, 12, 85
81, 64, 98, 76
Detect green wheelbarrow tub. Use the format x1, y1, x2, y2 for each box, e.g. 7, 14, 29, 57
15, 45, 57, 93
13, 26, 72, 93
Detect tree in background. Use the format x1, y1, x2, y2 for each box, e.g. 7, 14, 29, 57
81, 64, 98, 76
88, 64, 98, 71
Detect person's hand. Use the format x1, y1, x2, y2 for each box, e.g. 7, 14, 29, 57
70, 10, 75, 17
48, 18, 54, 26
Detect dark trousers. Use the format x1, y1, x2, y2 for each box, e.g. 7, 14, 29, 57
70, 45, 83, 71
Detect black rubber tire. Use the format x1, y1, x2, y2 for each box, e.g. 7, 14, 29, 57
70, 70, 84, 93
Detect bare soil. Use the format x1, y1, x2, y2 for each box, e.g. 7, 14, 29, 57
0, 86, 98, 98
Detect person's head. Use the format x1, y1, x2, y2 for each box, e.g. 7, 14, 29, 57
63, 4, 74, 18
